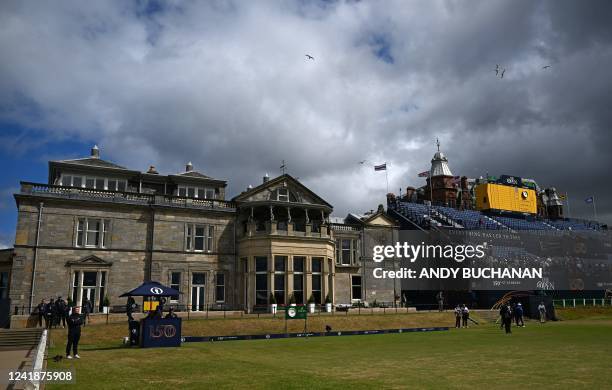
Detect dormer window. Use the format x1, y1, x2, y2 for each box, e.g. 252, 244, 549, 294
177, 185, 215, 199
61, 174, 126, 191
277, 188, 289, 202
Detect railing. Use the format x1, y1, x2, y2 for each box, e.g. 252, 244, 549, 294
19, 182, 236, 210
553, 298, 612, 308
329, 223, 360, 231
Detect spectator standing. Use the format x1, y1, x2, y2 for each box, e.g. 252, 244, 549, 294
165, 307, 178, 319
437, 291, 444, 312
461, 304, 470, 328
56, 297, 67, 328
36, 299, 46, 328
515, 302, 525, 327
454, 305, 462, 328
500, 304, 513, 334
66, 306, 83, 359
83, 298, 92, 325
46, 298, 55, 329
126, 297, 136, 321
538, 302, 547, 323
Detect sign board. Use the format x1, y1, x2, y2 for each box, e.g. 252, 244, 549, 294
285, 306, 307, 320
140, 317, 182, 348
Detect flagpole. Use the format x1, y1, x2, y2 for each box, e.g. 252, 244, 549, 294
565, 193, 571, 219
385, 162, 389, 194
593, 196, 598, 220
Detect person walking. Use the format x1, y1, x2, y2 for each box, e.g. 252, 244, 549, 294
515, 302, 525, 327
461, 304, 470, 328
36, 299, 46, 328
538, 301, 547, 323
454, 304, 462, 328
126, 297, 136, 321
500, 303, 513, 334
66, 307, 83, 359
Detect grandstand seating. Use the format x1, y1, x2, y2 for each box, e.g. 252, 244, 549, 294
489, 216, 554, 231
436, 206, 500, 229
391, 201, 600, 231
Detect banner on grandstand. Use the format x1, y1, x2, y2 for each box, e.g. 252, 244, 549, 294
374, 163, 387, 171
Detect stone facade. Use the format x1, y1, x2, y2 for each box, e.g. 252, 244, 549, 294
6, 147, 401, 315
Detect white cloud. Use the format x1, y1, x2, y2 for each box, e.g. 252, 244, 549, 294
0, 1, 611, 221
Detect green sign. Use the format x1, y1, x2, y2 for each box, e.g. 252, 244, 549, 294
285, 305, 307, 320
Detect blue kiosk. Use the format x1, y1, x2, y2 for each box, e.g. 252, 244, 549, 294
120, 281, 182, 348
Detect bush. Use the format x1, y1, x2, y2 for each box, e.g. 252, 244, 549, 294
103, 295, 110, 307
288, 294, 296, 304
269, 293, 277, 305
325, 294, 332, 304
307, 294, 315, 305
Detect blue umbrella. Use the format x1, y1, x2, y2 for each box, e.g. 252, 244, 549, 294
119, 281, 180, 298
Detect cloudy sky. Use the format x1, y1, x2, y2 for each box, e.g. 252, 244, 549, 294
1, 0, 611, 246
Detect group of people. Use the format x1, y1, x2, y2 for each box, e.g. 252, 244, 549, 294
454, 304, 470, 328
499, 301, 548, 334
36, 297, 91, 329
34, 298, 85, 359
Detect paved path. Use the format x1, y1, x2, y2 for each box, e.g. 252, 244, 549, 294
0, 347, 35, 390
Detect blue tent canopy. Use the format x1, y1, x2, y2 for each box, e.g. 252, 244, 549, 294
119, 281, 180, 298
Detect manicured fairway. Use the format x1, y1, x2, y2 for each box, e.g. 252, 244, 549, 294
45, 315, 612, 389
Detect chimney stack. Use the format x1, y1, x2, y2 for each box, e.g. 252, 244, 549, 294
263, 173, 269, 183
186, 162, 193, 172
91, 145, 100, 159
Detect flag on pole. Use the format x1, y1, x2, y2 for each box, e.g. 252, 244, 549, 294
585, 196, 594, 204
559, 194, 567, 200
418, 171, 430, 177
374, 163, 387, 171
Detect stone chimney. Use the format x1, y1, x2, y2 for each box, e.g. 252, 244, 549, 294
186, 162, 193, 172
263, 173, 269, 183
91, 145, 100, 159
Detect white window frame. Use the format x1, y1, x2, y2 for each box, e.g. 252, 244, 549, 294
215, 273, 225, 303
177, 185, 216, 199
76, 218, 110, 248
351, 275, 362, 300
277, 188, 289, 202
61, 174, 126, 191
185, 223, 214, 252
170, 272, 181, 303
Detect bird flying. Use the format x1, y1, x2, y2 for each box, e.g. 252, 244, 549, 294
495, 64, 500, 76
305, 54, 314, 60
501, 68, 506, 78
542, 65, 551, 69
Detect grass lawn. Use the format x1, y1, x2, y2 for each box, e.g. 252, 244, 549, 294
45, 310, 612, 389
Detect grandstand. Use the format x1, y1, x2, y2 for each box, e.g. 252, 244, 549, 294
389, 143, 605, 233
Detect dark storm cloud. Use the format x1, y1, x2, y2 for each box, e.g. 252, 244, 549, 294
0, 0, 611, 223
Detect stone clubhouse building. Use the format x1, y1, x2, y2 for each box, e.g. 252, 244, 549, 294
4, 146, 400, 317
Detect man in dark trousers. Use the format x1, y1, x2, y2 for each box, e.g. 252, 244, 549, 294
514, 302, 525, 327
461, 304, 470, 328
83, 299, 93, 326
500, 303, 513, 334
46, 298, 55, 329
56, 297, 67, 328
126, 297, 137, 321
66, 306, 83, 359
454, 304, 462, 328
36, 299, 47, 328
436, 291, 444, 312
